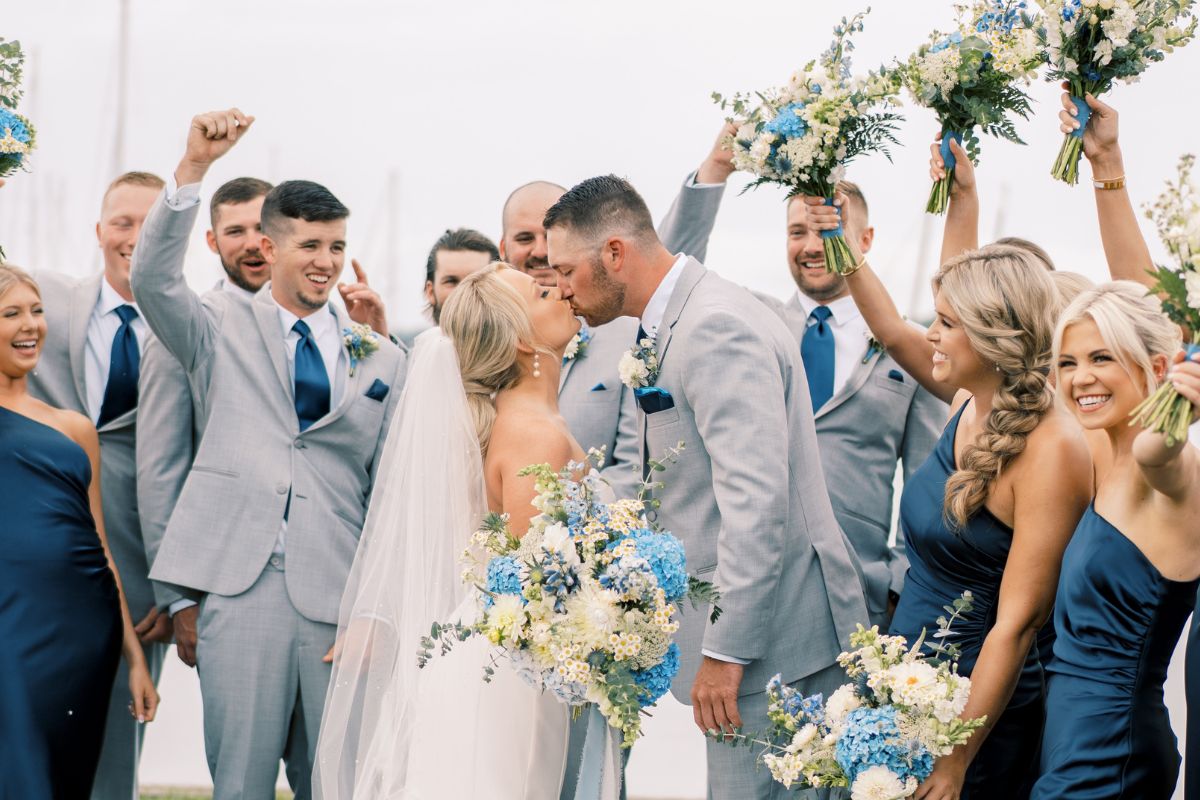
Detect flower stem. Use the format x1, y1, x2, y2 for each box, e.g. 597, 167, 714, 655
1052, 134, 1083, 185
926, 173, 953, 215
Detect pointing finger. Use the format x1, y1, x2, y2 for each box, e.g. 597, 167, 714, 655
351, 258, 369, 285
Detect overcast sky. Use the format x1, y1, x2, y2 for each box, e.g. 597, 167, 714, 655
4, 0, 1199, 332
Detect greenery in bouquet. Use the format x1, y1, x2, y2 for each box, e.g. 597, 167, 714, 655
713, 10, 903, 274
713, 593, 986, 798
418, 449, 719, 748
901, 1, 1042, 214
0, 38, 35, 180
1132, 153, 1200, 445
1036, 0, 1196, 184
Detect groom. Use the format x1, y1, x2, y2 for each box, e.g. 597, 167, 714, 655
546, 175, 869, 798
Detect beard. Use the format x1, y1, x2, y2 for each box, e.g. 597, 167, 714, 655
573, 257, 626, 327
791, 253, 847, 302
222, 249, 269, 294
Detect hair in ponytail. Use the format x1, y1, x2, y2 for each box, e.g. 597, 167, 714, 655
934, 245, 1058, 529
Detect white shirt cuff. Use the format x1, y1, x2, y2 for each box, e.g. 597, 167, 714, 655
169, 598, 198, 617
702, 648, 752, 666
163, 174, 202, 211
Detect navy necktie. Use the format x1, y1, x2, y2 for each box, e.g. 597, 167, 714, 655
98, 304, 140, 427
801, 305, 835, 412
636, 324, 648, 345
293, 320, 330, 431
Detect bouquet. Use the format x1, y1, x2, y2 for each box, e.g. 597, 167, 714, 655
419, 450, 719, 747
0, 38, 34, 180
1131, 153, 1200, 445
715, 10, 903, 274
1037, 0, 1196, 184
715, 593, 986, 797
901, 1, 1042, 213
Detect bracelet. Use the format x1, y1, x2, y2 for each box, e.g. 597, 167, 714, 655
841, 258, 867, 277
1093, 174, 1126, 191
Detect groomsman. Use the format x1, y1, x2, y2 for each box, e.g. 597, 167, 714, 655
28, 170, 172, 800
423, 227, 499, 324
548, 175, 869, 799
131, 109, 406, 800
659, 128, 944, 627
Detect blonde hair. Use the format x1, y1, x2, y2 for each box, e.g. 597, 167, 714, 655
1053, 281, 1181, 397
0, 264, 40, 301
993, 236, 1056, 271
934, 245, 1058, 528
439, 262, 537, 455
1051, 271, 1095, 313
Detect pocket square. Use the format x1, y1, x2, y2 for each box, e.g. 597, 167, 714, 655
590, 382, 607, 392
365, 379, 390, 402
887, 369, 905, 383
635, 386, 674, 414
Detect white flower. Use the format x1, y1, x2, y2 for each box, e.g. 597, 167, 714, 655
787, 722, 820, 753
542, 522, 581, 567
1098, 0, 1115, 8
618, 350, 649, 389
1184, 270, 1200, 310
851, 766, 918, 800
563, 334, 581, 361
880, 661, 941, 708
763, 752, 805, 789
824, 684, 863, 729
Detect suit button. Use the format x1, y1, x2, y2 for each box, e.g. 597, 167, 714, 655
294, 439, 305, 449
275, 483, 288, 495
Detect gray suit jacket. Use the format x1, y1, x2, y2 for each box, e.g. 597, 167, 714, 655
130, 196, 406, 624
640, 258, 869, 701
28, 271, 157, 622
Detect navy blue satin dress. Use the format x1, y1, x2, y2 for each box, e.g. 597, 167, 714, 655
1033, 506, 1198, 799
0, 406, 122, 799
890, 401, 1044, 799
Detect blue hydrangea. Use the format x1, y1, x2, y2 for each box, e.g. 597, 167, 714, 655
835, 706, 934, 784
632, 643, 680, 706
0, 108, 32, 175
486, 557, 523, 598
930, 30, 964, 53
629, 529, 688, 601
763, 103, 807, 140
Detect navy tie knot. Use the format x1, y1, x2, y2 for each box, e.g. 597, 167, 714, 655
114, 304, 139, 325
293, 319, 312, 339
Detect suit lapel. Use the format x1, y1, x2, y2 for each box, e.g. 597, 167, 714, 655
654, 258, 706, 368
305, 304, 361, 433
559, 351, 576, 392
67, 274, 102, 413
815, 344, 880, 420
252, 287, 295, 405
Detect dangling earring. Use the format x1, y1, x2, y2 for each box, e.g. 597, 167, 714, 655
532, 353, 541, 378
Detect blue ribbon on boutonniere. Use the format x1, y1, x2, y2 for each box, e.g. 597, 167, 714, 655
343, 323, 380, 377
862, 336, 885, 365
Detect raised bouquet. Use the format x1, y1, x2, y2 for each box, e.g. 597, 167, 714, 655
1037, 0, 1196, 184
901, 1, 1042, 213
715, 593, 986, 797
419, 451, 719, 747
715, 10, 903, 274
0, 38, 34, 180
1132, 153, 1200, 445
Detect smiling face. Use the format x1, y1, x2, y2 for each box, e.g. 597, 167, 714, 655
926, 290, 987, 387
96, 183, 160, 299
263, 217, 347, 315
1056, 318, 1162, 430
425, 249, 494, 323
501, 183, 564, 287
785, 194, 872, 303
209, 196, 269, 293
0, 281, 46, 379
496, 267, 580, 352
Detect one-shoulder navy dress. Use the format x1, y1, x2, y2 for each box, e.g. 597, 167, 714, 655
889, 401, 1044, 798
1033, 505, 1198, 799
0, 406, 123, 799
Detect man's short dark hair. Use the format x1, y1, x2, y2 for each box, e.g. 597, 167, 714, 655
425, 228, 500, 285
210, 177, 273, 227
260, 180, 349, 240
542, 175, 656, 244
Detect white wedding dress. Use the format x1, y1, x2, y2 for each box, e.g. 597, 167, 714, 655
314, 330, 569, 800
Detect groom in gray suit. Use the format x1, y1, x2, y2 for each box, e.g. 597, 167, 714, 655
131, 109, 406, 799
29, 170, 172, 800
547, 175, 870, 799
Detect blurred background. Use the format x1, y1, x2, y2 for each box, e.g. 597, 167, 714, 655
3, 1, 1197, 796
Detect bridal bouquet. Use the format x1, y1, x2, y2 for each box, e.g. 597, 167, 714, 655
714, 10, 903, 273
715, 594, 986, 797
1037, 0, 1196, 184
420, 452, 719, 747
0, 38, 34, 180
1132, 153, 1200, 445
900, 1, 1042, 213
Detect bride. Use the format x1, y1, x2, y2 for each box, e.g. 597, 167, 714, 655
314, 263, 589, 799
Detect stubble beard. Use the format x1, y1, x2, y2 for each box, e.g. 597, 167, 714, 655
792, 254, 847, 303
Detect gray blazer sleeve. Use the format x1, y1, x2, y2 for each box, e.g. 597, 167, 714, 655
597, 381, 642, 500
657, 172, 726, 263
135, 337, 200, 609
129, 194, 217, 371
890, 383, 946, 594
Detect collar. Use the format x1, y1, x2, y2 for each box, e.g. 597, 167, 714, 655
98, 275, 139, 317
276, 299, 336, 341
639, 253, 689, 337
793, 291, 860, 326
220, 277, 258, 301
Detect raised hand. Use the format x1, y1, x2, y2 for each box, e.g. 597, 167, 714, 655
1058, 87, 1120, 170
929, 134, 976, 196
176, 108, 255, 186
338, 258, 389, 336
696, 121, 738, 185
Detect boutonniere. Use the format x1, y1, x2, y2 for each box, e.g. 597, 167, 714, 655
563, 325, 593, 364
862, 333, 886, 365
619, 334, 660, 390
343, 323, 380, 376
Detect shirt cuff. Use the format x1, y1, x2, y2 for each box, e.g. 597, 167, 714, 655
168, 598, 198, 617
163, 173, 202, 211
702, 648, 752, 666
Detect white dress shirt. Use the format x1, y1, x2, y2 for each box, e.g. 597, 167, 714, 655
793, 291, 872, 401
84, 277, 149, 423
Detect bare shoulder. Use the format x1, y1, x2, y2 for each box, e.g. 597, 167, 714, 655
1022, 406, 1092, 476
489, 407, 576, 471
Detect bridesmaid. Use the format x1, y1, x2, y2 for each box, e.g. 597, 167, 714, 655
1033, 283, 1200, 798
0, 265, 159, 798
806, 199, 1092, 800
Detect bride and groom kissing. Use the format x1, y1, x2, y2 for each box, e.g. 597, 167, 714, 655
135, 109, 869, 799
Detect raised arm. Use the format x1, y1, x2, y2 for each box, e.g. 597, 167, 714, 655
657, 123, 735, 263
930, 134, 980, 265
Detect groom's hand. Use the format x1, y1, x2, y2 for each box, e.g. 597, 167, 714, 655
173, 606, 199, 667
176, 108, 255, 187
339, 259, 389, 336
696, 121, 738, 185
691, 657, 744, 737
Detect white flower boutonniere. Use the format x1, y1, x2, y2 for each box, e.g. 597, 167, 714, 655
343, 323, 380, 376
619, 335, 660, 390
563, 325, 593, 364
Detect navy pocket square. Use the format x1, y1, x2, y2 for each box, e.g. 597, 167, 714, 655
635, 386, 674, 414
590, 382, 607, 392
365, 379, 390, 402
887, 369, 905, 383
